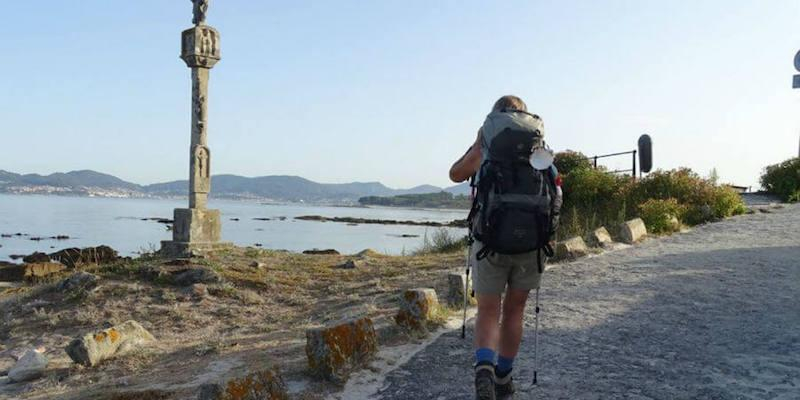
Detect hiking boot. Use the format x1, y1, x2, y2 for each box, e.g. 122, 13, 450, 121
494, 369, 515, 399
474, 362, 496, 400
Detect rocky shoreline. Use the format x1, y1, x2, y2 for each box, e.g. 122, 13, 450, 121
295, 215, 468, 228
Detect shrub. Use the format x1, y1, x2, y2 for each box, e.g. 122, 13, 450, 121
415, 228, 467, 254
638, 198, 684, 234
558, 167, 631, 238
760, 157, 800, 202
554, 150, 592, 176
711, 186, 747, 219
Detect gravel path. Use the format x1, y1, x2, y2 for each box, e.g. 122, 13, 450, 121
375, 204, 800, 399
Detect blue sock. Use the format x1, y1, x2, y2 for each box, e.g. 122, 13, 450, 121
475, 348, 496, 366
496, 355, 514, 375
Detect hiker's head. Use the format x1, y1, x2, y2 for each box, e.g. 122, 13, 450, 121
492, 95, 527, 112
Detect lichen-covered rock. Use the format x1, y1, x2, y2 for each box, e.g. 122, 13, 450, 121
8, 349, 48, 382
334, 260, 362, 269
173, 267, 221, 286
66, 320, 154, 367
198, 367, 288, 400
395, 288, 439, 332
555, 237, 589, 260
620, 218, 648, 244
305, 317, 377, 383
445, 273, 475, 307
0, 262, 66, 282
587, 227, 613, 248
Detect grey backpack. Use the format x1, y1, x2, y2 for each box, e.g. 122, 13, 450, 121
469, 109, 556, 262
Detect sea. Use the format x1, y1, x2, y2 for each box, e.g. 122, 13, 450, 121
0, 194, 468, 261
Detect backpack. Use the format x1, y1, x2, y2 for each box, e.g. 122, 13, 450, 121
469, 109, 556, 262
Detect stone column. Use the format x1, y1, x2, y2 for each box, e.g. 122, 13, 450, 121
161, 2, 230, 257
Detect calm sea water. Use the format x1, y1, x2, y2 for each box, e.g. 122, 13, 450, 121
0, 194, 467, 261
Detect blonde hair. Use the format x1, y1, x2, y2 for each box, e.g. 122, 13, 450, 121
492, 95, 527, 112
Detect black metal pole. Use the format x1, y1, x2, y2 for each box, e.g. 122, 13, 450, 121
632, 150, 637, 179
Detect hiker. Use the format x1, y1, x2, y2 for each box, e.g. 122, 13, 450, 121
449, 95, 562, 400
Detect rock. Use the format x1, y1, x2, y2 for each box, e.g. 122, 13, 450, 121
668, 215, 681, 231
198, 367, 288, 400
395, 288, 439, 332
334, 260, 361, 269
22, 252, 51, 263
66, 320, 155, 367
1, 262, 67, 282
57, 272, 99, 292
555, 237, 589, 260
587, 227, 613, 248
8, 349, 48, 383
249, 261, 264, 268
305, 317, 377, 383
356, 249, 381, 257
302, 249, 340, 255
189, 283, 208, 299
23, 262, 67, 281
50, 245, 119, 268
619, 218, 648, 244
173, 268, 221, 286
446, 273, 475, 307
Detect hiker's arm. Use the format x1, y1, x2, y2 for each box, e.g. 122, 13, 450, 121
449, 130, 482, 182
548, 165, 563, 239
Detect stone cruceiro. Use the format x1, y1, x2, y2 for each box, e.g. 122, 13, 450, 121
65, 320, 155, 367
395, 288, 439, 332
8, 349, 48, 383
305, 317, 378, 383
620, 218, 648, 244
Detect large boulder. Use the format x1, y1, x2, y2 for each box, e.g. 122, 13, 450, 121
0, 262, 67, 282
395, 288, 439, 332
198, 367, 289, 400
50, 245, 119, 268
65, 320, 154, 367
305, 317, 377, 383
555, 237, 589, 260
302, 249, 340, 255
8, 349, 48, 383
58, 271, 99, 292
587, 227, 613, 248
22, 252, 51, 263
141, 265, 221, 286
619, 218, 647, 244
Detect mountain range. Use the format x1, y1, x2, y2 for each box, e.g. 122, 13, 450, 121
0, 169, 470, 202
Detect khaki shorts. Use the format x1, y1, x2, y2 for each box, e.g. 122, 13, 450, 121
470, 240, 545, 295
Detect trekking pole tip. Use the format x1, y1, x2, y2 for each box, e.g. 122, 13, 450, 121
460, 324, 466, 339
533, 371, 538, 385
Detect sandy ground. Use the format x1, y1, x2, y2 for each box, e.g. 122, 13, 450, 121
367, 203, 800, 399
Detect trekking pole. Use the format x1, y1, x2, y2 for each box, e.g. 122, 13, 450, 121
461, 242, 470, 339
532, 287, 540, 385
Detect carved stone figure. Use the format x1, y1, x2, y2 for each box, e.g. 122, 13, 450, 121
192, 0, 210, 26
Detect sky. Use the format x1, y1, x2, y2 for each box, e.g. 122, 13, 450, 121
1, 1, 798, 189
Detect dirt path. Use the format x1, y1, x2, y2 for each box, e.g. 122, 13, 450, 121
371, 204, 800, 399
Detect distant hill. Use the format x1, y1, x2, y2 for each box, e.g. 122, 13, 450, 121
0, 169, 451, 202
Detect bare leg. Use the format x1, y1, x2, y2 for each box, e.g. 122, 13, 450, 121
475, 294, 502, 351
499, 287, 530, 358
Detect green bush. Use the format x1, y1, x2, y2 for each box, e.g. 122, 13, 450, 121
760, 157, 800, 202
638, 198, 684, 234
558, 167, 631, 238
711, 186, 747, 219
415, 228, 467, 255
554, 150, 592, 176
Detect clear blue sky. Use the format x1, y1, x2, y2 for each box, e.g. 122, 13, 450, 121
1, 1, 798, 189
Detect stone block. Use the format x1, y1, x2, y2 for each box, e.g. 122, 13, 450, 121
66, 320, 155, 367
620, 218, 648, 244
198, 367, 288, 400
587, 227, 613, 248
555, 237, 589, 260
8, 349, 48, 383
0, 262, 66, 282
395, 288, 439, 331
305, 317, 377, 383
446, 273, 475, 307
172, 208, 222, 243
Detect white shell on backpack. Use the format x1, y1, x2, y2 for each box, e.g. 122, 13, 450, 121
530, 146, 554, 170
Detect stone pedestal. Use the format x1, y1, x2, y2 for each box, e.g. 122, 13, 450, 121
161, 208, 231, 257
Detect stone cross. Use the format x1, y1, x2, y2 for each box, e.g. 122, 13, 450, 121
161, 1, 229, 257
